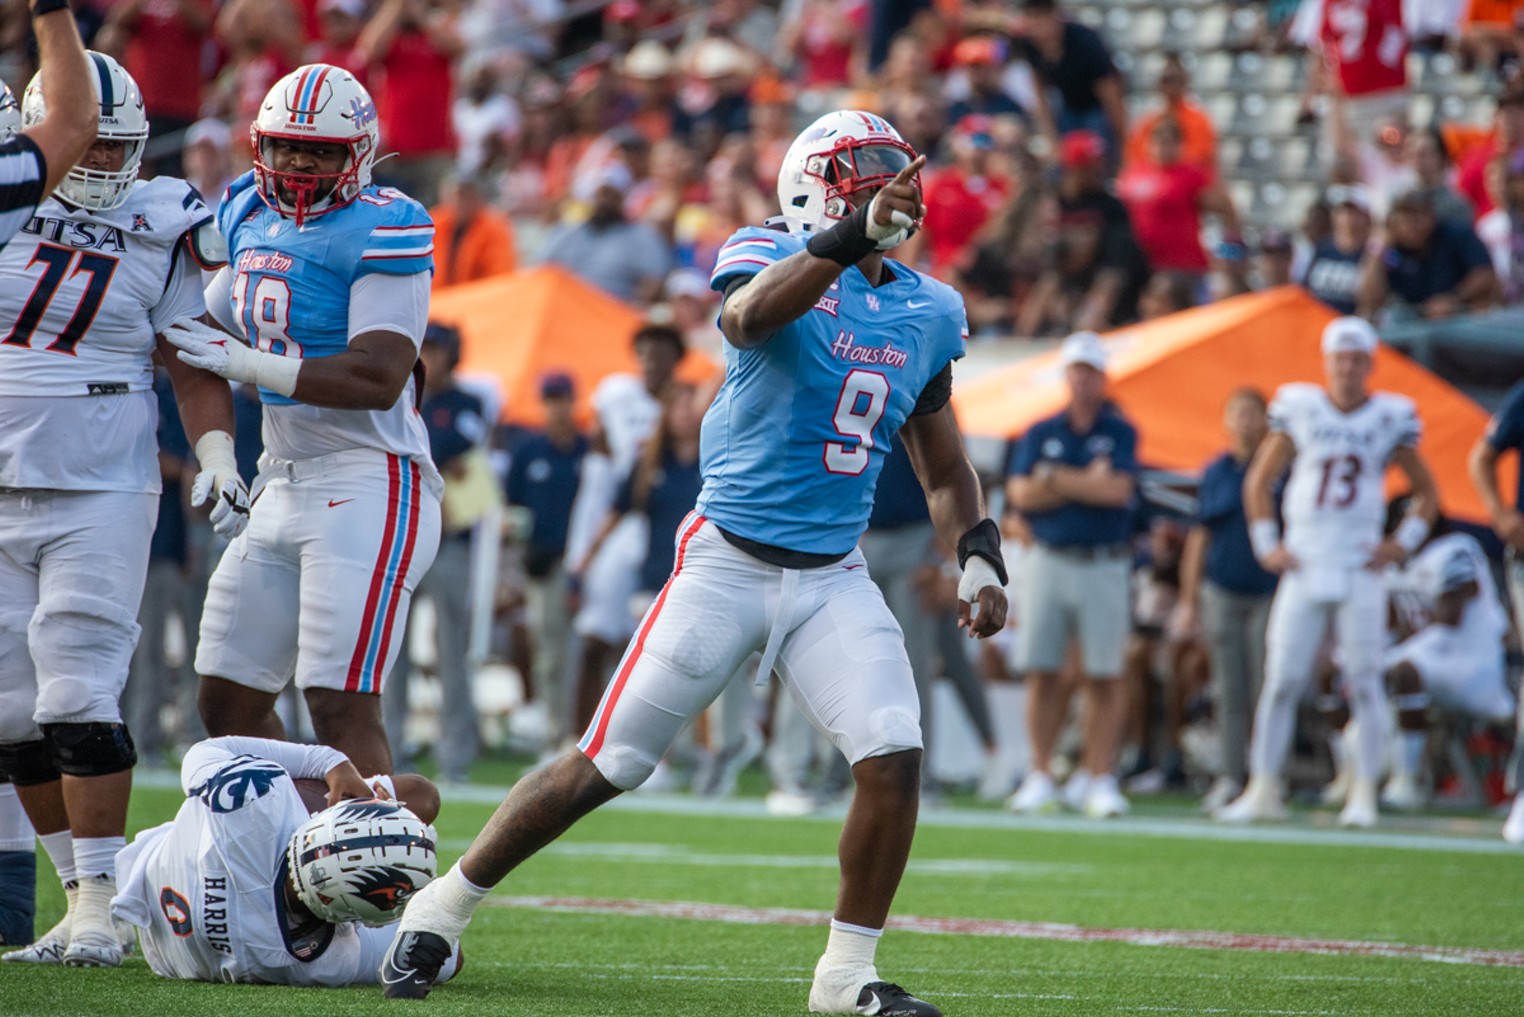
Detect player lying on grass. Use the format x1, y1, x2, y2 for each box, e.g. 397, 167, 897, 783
107, 736, 458, 986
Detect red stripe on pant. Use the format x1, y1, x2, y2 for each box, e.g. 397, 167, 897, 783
365, 461, 422, 695
345, 455, 402, 691
581, 513, 706, 759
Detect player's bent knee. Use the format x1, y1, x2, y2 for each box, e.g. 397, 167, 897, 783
41, 722, 137, 777
589, 743, 662, 791
862, 705, 922, 758
0, 738, 61, 786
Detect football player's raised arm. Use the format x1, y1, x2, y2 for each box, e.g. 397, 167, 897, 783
721, 155, 927, 349
23, 2, 98, 195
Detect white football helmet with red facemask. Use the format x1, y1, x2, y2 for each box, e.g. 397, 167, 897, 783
0, 80, 19, 142
252, 64, 380, 226
776, 110, 920, 250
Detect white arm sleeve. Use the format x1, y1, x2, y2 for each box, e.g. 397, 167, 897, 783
179, 736, 349, 795
349, 271, 431, 348
150, 248, 210, 333
201, 266, 239, 333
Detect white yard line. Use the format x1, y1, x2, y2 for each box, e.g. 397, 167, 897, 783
488, 895, 1524, 969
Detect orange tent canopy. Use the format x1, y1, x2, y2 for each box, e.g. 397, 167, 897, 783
952, 287, 1510, 522
430, 265, 718, 428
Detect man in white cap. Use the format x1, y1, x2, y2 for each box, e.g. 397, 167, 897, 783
1218, 315, 1438, 827
1006, 331, 1139, 818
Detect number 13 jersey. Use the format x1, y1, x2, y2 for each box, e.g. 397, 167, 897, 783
0, 177, 220, 492
703, 224, 967, 556
1270, 382, 1421, 569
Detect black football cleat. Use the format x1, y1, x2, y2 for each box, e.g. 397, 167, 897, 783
855, 982, 942, 1017
381, 930, 453, 999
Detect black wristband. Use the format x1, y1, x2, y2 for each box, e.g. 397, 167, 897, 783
957, 518, 1008, 586
805, 200, 878, 267
32, 0, 71, 16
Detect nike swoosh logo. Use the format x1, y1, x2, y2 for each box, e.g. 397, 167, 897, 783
327, 499, 355, 508
862, 990, 881, 1012
382, 964, 417, 986
844, 563, 865, 571
906, 300, 930, 308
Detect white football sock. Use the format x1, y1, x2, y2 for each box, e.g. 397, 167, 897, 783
0, 784, 34, 852
1326, 729, 1347, 777
403, 862, 490, 939
1397, 731, 1426, 780
72, 836, 124, 881
38, 829, 76, 885
820, 918, 881, 975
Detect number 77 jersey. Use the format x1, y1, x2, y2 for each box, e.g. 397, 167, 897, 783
1270, 382, 1421, 569
700, 224, 967, 556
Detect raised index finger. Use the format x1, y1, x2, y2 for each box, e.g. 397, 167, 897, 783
892, 154, 927, 187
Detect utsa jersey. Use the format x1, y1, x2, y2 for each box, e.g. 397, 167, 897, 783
111, 740, 429, 986
1392, 533, 1508, 647
593, 373, 661, 477
0, 177, 220, 492
1270, 383, 1420, 570
213, 171, 434, 464
704, 224, 966, 555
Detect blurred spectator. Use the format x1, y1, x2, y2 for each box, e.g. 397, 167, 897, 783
620, 39, 678, 143
1254, 229, 1296, 290
1331, 109, 1411, 219
1476, 150, 1524, 301
1010, 0, 1127, 160
384, 323, 489, 784
544, 166, 672, 304
1358, 189, 1498, 322
453, 58, 519, 177
357, 0, 462, 206
1137, 271, 1199, 320
748, 78, 795, 184
946, 36, 1028, 125
674, 36, 754, 145
431, 175, 517, 290
779, 0, 868, 93
912, 115, 1012, 279
1018, 131, 1148, 336
100, 0, 215, 178
1301, 184, 1374, 314
874, 31, 935, 129
662, 268, 723, 357
959, 183, 1055, 334
1124, 52, 1217, 172
1175, 388, 1278, 813
1407, 126, 1475, 229
1117, 117, 1243, 289
688, 0, 779, 62
505, 373, 588, 751
1292, 0, 1409, 148
673, 136, 772, 276
1462, 0, 1524, 79
210, 0, 301, 128
308, 0, 368, 84
457, 0, 564, 62
630, 137, 703, 241
182, 118, 237, 207
1006, 333, 1138, 819
1457, 85, 1524, 218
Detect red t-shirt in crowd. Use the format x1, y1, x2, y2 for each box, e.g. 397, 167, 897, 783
1458, 138, 1499, 218
308, 44, 368, 90
377, 32, 455, 157
125, 0, 216, 122
1117, 161, 1212, 273
797, 0, 867, 88
921, 168, 1009, 276
1320, 0, 1407, 97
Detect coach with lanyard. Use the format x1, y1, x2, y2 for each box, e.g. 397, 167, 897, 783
1006, 331, 1138, 819
0, 0, 97, 248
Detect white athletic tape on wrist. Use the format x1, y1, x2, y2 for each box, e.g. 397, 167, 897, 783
227, 340, 301, 398
958, 556, 1003, 605
193, 430, 237, 477
1249, 519, 1281, 560
1393, 515, 1431, 555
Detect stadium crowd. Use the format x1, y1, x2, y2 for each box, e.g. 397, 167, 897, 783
4, 0, 1524, 931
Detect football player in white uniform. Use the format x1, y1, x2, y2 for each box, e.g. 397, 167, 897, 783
164, 66, 441, 777
1377, 522, 1514, 808
562, 324, 683, 733
110, 736, 459, 987
0, 54, 248, 969
1218, 317, 1438, 827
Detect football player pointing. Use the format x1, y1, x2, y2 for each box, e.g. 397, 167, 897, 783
1218, 317, 1438, 827
382, 111, 1006, 1017
167, 65, 441, 777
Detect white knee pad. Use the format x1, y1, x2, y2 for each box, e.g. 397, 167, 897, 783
849, 705, 923, 764
587, 742, 661, 791
29, 590, 140, 725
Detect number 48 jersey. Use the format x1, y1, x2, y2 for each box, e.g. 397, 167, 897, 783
0, 177, 222, 492
1271, 382, 1420, 569
702, 224, 967, 556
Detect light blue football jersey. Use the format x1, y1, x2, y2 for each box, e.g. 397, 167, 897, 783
215, 171, 434, 407
701, 225, 967, 556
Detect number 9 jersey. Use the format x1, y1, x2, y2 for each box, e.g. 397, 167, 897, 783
1270, 382, 1421, 569
702, 224, 967, 555
0, 177, 223, 492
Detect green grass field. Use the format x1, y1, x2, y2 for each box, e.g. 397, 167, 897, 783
4, 775, 1522, 1017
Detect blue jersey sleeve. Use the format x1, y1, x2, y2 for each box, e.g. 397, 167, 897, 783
216, 171, 263, 261
352, 191, 435, 280
710, 226, 802, 292
1487, 382, 1524, 453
